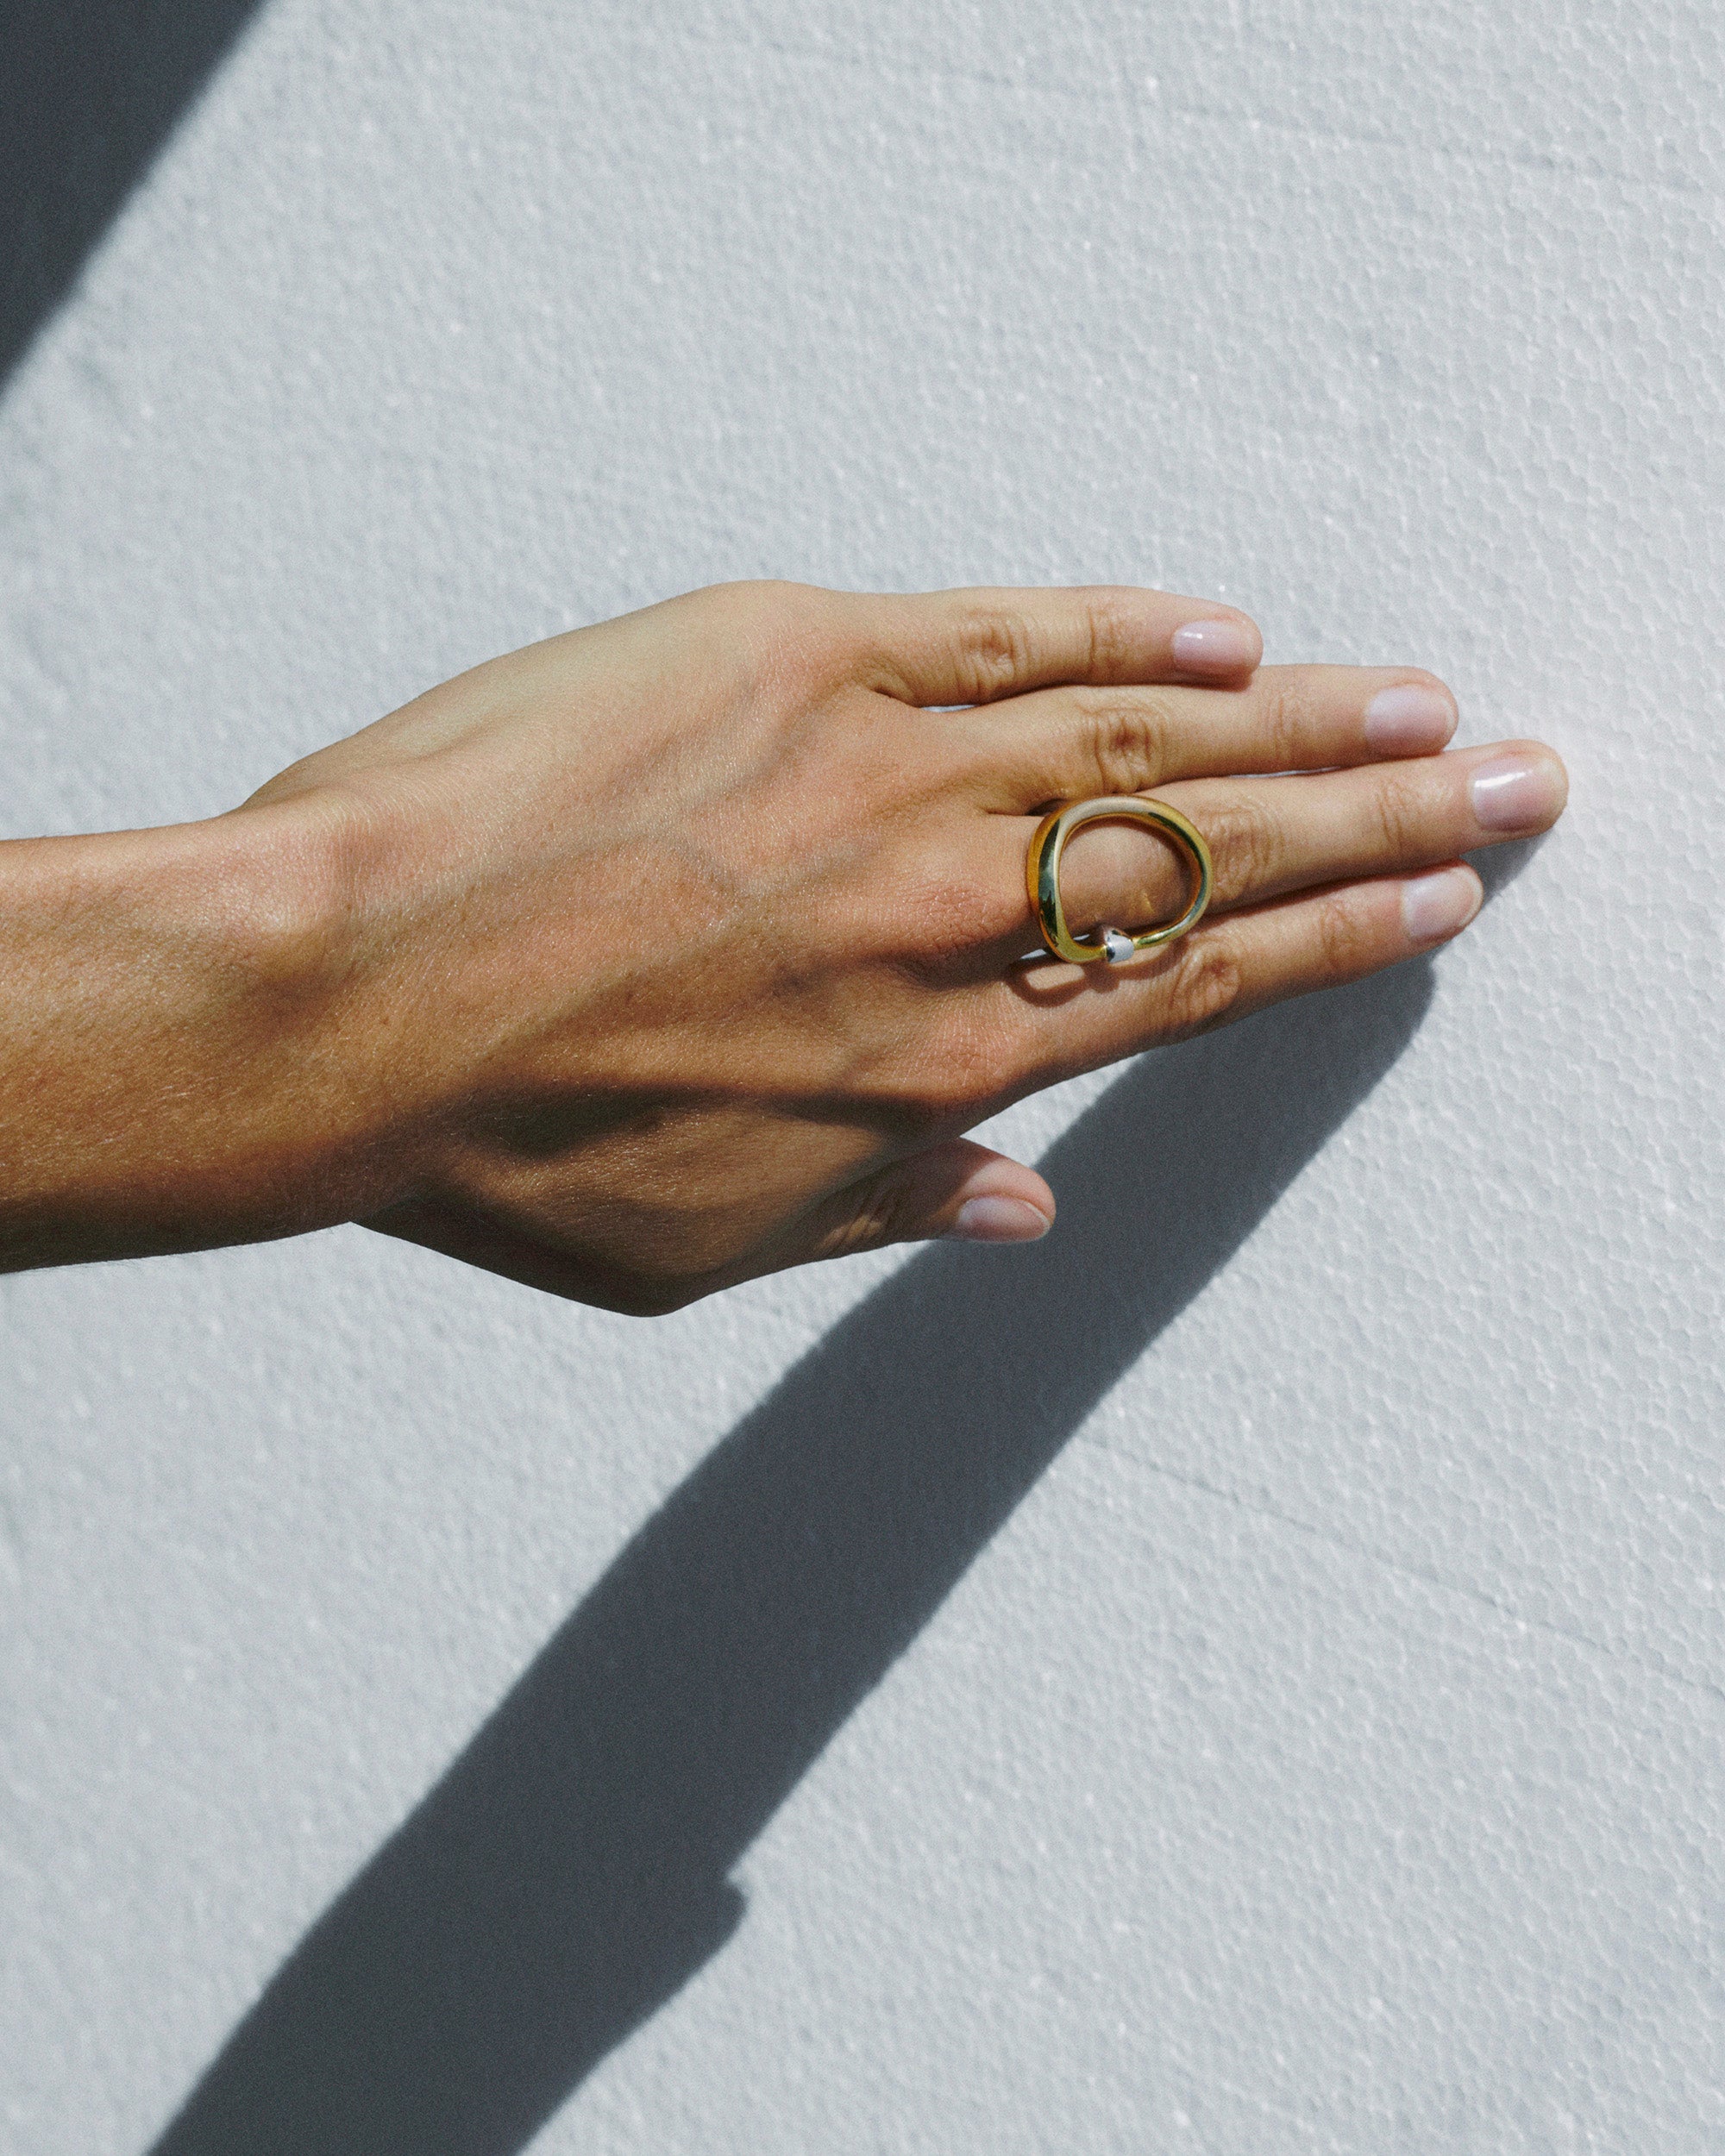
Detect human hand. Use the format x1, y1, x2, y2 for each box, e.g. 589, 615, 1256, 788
236, 580, 1565, 1311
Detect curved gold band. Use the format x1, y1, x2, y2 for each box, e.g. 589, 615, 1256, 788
1026, 795, 1214, 966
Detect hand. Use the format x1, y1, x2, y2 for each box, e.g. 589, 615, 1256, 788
242, 581, 1565, 1311
0, 582, 1566, 1308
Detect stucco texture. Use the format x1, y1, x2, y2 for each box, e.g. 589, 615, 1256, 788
2, 3, 1722, 2150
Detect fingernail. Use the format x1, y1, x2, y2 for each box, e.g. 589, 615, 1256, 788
1170, 618, 1258, 674
948, 1196, 1052, 1244
1402, 866, 1482, 945
1469, 754, 1566, 833
1363, 682, 1456, 755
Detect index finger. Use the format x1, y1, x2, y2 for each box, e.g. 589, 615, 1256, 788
844, 585, 1262, 707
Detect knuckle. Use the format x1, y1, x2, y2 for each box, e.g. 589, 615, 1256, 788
888, 850, 1023, 971
702, 578, 796, 630
1258, 678, 1314, 770
1081, 593, 1138, 683
1372, 768, 1429, 858
889, 1014, 1009, 1124
707, 580, 840, 681
813, 699, 926, 815
951, 606, 1038, 702
819, 1171, 925, 1258
1316, 887, 1374, 976
1204, 792, 1280, 899
1078, 691, 1172, 794
1156, 933, 1243, 1038
721, 576, 815, 620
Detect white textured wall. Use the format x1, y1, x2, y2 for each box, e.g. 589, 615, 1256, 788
3, 3, 1722, 2149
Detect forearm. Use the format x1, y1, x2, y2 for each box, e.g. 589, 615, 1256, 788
0, 808, 386, 1271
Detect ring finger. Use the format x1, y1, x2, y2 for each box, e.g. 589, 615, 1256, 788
969, 738, 1568, 948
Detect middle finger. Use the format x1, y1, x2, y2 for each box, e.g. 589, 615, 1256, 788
952, 662, 1459, 809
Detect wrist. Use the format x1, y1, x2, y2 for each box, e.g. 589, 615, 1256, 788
0, 798, 401, 1269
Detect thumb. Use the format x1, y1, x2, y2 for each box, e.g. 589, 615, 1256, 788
801, 1138, 1055, 1263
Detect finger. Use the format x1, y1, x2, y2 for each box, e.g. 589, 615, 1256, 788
843, 585, 1262, 707
969, 740, 1567, 940
791, 1138, 1055, 1260
994, 864, 1486, 1086
955, 662, 1458, 810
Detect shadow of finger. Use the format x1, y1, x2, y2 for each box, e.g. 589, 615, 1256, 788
151, 960, 1434, 2156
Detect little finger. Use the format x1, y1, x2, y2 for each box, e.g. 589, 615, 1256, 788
997, 865, 1485, 1085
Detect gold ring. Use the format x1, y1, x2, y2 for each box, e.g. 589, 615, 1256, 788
1026, 795, 1214, 965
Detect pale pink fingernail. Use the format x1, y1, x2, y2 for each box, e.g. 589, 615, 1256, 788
1170, 618, 1258, 674
1402, 866, 1483, 945
1470, 754, 1567, 833
948, 1196, 1052, 1243
1363, 683, 1457, 755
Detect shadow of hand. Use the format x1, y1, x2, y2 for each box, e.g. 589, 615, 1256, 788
152, 961, 1433, 2156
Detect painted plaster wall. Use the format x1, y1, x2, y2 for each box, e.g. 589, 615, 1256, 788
2, 3, 1721, 2149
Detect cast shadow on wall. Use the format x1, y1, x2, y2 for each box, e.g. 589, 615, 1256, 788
1, 0, 262, 386
151, 955, 1437, 2156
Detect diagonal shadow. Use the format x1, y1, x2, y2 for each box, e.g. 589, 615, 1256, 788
150, 961, 1433, 2155
2, 0, 264, 390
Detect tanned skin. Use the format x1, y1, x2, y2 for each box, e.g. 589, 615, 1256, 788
0, 581, 1565, 1313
